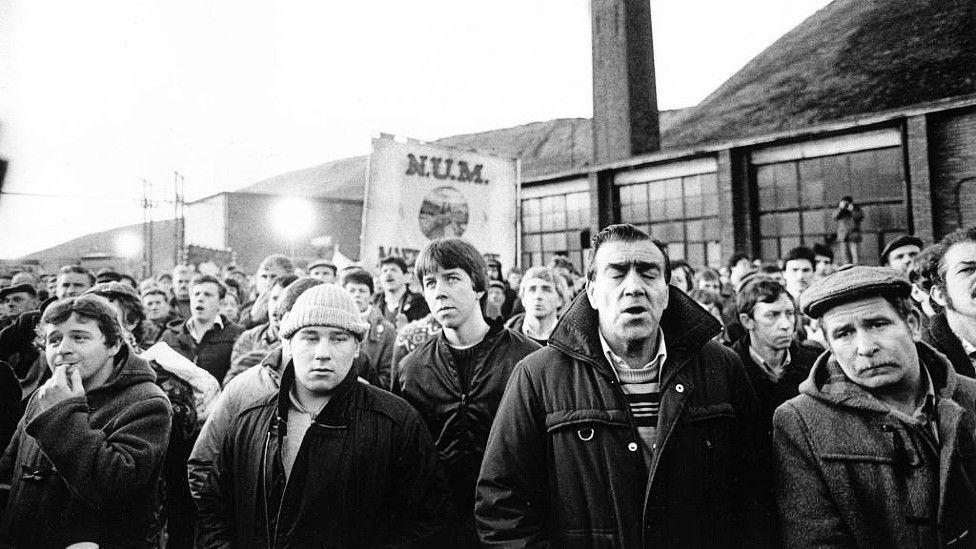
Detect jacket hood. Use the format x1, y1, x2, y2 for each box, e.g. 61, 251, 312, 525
85, 345, 159, 406
548, 285, 722, 373
798, 339, 959, 413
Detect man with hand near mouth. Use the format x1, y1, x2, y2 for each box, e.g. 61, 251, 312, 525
0, 295, 172, 548
161, 274, 243, 384
393, 238, 539, 547
732, 278, 820, 434
774, 265, 976, 547
476, 224, 773, 548
196, 284, 453, 547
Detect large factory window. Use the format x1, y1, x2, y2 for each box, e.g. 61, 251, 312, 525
754, 146, 906, 264
521, 190, 590, 272
618, 172, 722, 267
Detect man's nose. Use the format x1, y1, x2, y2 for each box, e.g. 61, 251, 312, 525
621, 269, 647, 295
854, 330, 880, 356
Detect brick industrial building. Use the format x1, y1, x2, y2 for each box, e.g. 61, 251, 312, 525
17, 0, 976, 274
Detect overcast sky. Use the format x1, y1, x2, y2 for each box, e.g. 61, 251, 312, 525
0, 0, 833, 259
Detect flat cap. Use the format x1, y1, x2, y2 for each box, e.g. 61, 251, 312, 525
800, 265, 912, 319
0, 283, 37, 300
307, 259, 336, 272
880, 234, 924, 265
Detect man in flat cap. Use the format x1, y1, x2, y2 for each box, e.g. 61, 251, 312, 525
773, 265, 976, 548
882, 234, 924, 273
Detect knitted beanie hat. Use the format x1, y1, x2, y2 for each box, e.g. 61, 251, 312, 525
274, 276, 325, 319
279, 284, 369, 340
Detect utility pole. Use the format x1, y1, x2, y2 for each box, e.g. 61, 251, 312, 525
174, 171, 186, 266
142, 179, 154, 278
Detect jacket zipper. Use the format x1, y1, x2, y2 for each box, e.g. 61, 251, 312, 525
261, 429, 273, 549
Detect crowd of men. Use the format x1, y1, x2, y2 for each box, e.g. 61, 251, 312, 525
0, 222, 975, 548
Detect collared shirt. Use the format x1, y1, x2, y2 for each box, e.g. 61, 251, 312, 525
885, 366, 940, 445
748, 345, 792, 382
188, 315, 223, 344
599, 329, 667, 459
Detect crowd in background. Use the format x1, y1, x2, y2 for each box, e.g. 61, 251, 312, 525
0, 219, 975, 547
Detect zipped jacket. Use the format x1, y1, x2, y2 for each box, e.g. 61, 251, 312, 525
196, 361, 454, 548
160, 315, 244, 384
393, 321, 540, 526
475, 288, 775, 548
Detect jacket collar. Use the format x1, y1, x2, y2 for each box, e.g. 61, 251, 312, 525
798, 339, 958, 413
275, 357, 361, 428
548, 286, 722, 378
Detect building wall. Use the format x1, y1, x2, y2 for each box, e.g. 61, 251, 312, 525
225, 194, 363, 273
928, 106, 976, 237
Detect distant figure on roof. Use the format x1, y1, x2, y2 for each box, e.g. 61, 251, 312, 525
834, 196, 864, 265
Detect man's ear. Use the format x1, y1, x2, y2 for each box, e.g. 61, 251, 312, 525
585, 278, 597, 310
739, 313, 755, 332
906, 307, 922, 341
930, 285, 947, 308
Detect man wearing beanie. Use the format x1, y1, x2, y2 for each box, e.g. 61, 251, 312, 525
197, 284, 453, 547
187, 276, 323, 501
392, 238, 540, 548
773, 265, 976, 547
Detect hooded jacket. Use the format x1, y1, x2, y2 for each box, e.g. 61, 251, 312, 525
475, 288, 775, 548
0, 348, 172, 549
393, 320, 540, 531
923, 312, 976, 378
773, 341, 976, 548
195, 360, 454, 548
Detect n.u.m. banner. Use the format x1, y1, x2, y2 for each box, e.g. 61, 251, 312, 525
360, 134, 519, 271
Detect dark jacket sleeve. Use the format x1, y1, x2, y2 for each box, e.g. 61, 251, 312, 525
375, 325, 396, 391
194, 409, 238, 549
378, 409, 455, 548
24, 394, 172, 509
726, 350, 779, 547
475, 362, 551, 548
187, 381, 246, 502
773, 402, 853, 548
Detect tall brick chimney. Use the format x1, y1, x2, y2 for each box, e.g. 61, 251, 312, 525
591, 0, 661, 163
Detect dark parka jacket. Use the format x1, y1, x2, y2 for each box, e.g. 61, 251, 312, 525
475, 288, 775, 548
0, 348, 172, 549
159, 314, 244, 384
923, 312, 976, 378
392, 321, 540, 525
731, 335, 822, 436
773, 341, 976, 548
196, 361, 455, 548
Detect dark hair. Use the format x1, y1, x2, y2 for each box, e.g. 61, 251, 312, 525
812, 242, 834, 261
119, 274, 138, 289
841, 196, 853, 203
273, 274, 299, 291
191, 274, 227, 299
907, 245, 944, 315
414, 238, 488, 293
736, 279, 795, 319
784, 246, 816, 267
58, 265, 96, 286
222, 278, 242, 301
696, 267, 721, 283
670, 260, 695, 291
727, 252, 750, 271
689, 288, 724, 311
932, 226, 976, 291
141, 288, 168, 301
85, 285, 146, 341
39, 295, 124, 350
586, 224, 671, 283
379, 256, 409, 275
760, 263, 782, 274
259, 254, 295, 275
342, 269, 375, 294
96, 271, 122, 284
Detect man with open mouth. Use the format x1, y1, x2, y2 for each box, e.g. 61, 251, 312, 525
774, 265, 976, 547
